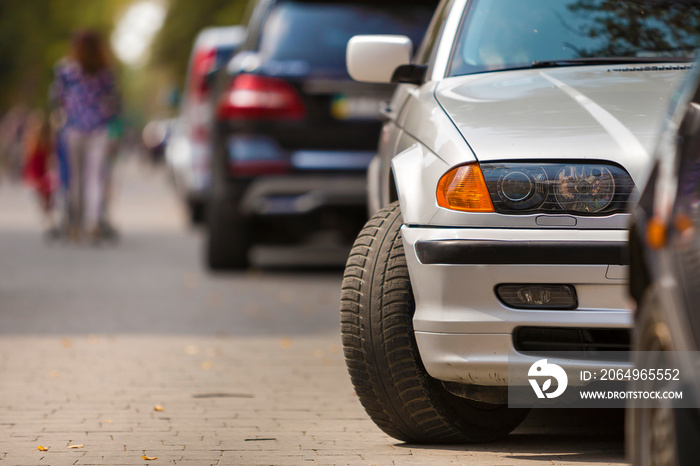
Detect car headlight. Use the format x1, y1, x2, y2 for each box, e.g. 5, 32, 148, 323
437, 161, 636, 215
553, 165, 615, 212
495, 166, 548, 210
436, 163, 494, 212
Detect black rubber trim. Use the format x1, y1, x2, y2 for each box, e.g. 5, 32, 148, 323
415, 240, 629, 265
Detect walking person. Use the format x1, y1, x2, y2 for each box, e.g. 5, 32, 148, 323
21, 109, 56, 228
52, 29, 121, 242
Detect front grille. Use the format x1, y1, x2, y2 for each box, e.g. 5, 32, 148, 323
514, 327, 631, 360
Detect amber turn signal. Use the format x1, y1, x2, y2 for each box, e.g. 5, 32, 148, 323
646, 217, 667, 250
437, 163, 494, 212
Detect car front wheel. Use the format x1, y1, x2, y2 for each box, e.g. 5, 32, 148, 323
340, 201, 527, 443
627, 287, 683, 466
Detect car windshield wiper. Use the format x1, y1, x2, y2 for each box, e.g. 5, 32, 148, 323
530, 56, 694, 68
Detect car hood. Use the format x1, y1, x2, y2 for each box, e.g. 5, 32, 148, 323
435, 65, 689, 184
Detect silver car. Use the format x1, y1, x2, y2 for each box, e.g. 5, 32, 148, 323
341, 0, 700, 443
166, 26, 246, 223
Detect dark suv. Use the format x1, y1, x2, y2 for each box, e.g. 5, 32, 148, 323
627, 62, 700, 466
206, 0, 437, 270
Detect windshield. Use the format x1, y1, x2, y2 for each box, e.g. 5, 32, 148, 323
448, 0, 700, 76
259, 0, 436, 73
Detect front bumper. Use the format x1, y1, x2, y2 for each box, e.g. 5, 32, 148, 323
401, 226, 633, 387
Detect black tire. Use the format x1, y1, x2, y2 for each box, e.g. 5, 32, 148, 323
188, 198, 206, 225
205, 196, 250, 271
340, 201, 528, 443
627, 288, 681, 466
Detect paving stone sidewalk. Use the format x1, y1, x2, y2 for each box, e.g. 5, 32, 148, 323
0, 334, 627, 466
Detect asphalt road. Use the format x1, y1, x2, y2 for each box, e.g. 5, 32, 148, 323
0, 158, 628, 465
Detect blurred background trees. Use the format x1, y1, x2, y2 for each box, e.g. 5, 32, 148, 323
151, 0, 248, 86
0, 0, 248, 123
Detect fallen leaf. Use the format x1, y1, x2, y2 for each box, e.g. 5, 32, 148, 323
60, 338, 72, 348
192, 392, 254, 399
68, 444, 84, 449
153, 405, 164, 412
280, 338, 292, 349
243, 302, 261, 316
103, 419, 113, 423
277, 289, 294, 303
37, 446, 48, 451
201, 360, 213, 370
183, 273, 199, 289
49, 370, 60, 378
206, 293, 223, 308
184, 345, 199, 355
142, 455, 158, 460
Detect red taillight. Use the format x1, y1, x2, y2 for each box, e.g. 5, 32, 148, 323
190, 124, 209, 142
190, 48, 216, 98
216, 74, 306, 120
229, 159, 291, 177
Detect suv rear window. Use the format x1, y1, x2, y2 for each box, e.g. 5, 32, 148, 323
258, 0, 436, 73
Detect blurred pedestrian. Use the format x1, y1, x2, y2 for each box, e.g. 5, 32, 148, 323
21, 109, 56, 227
0, 105, 30, 181
51, 29, 121, 242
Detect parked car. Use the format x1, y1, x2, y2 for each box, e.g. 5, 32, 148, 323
627, 62, 700, 465
205, 0, 439, 270
143, 117, 176, 164
167, 26, 246, 223
341, 0, 700, 443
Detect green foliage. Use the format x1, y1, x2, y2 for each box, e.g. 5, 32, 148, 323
0, 0, 128, 110
150, 0, 249, 91
568, 1, 700, 57
0, 0, 248, 119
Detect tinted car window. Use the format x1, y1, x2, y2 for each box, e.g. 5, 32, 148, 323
258, 0, 436, 73
216, 46, 237, 67
449, 0, 700, 76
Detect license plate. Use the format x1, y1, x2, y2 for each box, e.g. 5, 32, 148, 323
262, 196, 299, 215
331, 95, 382, 120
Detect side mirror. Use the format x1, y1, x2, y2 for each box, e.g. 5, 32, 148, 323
347, 35, 424, 84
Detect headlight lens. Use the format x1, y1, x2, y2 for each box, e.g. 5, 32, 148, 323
480, 162, 635, 215
554, 165, 615, 213
496, 167, 548, 210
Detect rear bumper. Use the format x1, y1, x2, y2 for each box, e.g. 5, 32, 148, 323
239, 174, 367, 216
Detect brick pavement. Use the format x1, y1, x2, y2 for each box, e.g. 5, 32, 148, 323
0, 334, 627, 465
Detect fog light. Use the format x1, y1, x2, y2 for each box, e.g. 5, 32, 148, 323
496, 284, 577, 310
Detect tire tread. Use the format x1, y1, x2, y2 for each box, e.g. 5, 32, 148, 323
340, 202, 526, 443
